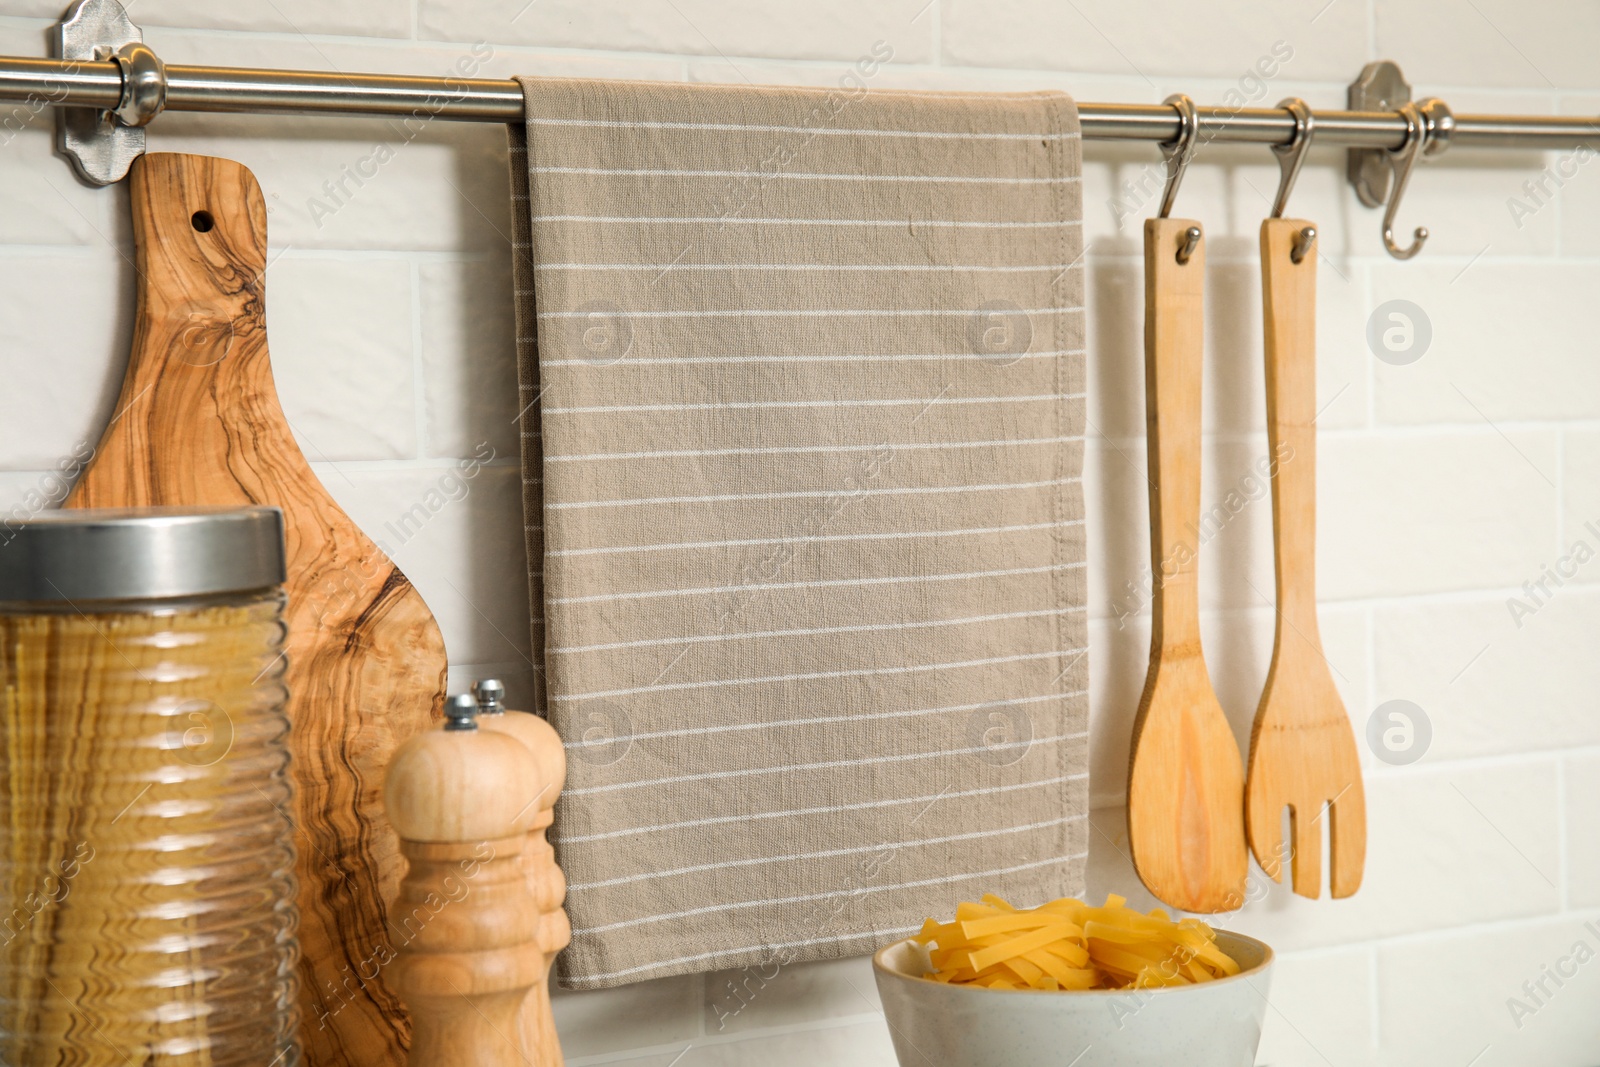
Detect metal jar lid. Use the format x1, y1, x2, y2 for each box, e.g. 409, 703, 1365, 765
0, 506, 285, 602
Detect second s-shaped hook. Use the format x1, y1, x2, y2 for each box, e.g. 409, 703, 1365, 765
1380, 98, 1452, 260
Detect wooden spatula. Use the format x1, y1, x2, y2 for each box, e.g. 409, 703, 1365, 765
67, 153, 447, 1067
1244, 218, 1366, 899
1126, 218, 1248, 914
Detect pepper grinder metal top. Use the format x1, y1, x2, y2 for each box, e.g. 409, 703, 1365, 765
443, 693, 480, 731
472, 678, 506, 716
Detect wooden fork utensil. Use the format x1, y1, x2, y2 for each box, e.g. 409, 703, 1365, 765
1244, 218, 1367, 899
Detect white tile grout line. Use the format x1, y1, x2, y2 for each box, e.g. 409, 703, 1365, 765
1555, 133, 1567, 259
1364, 601, 1377, 753
1361, 258, 1377, 432
1556, 757, 1571, 912
1367, 945, 1382, 1059
1556, 426, 1568, 557
1285, 907, 1600, 957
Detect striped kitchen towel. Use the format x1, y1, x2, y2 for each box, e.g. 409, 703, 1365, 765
507, 77, 1088, 989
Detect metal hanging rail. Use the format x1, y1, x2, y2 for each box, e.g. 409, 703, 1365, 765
9, 0, 1600, 259
1, 53, 1595, 150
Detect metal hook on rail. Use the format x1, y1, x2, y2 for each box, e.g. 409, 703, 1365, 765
1270, 97, 1318, 265
1380, 101, 1431, 260
1270, 97, 1314, 218
1159, 94, 1201, 264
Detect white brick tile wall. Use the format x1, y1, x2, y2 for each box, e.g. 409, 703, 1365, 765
0, 124, 119, 245
940, 0, 1364, 82
417, 257, 520, 460
1374, 591, 1600, 761
1084, 255, 1145, 438
1561, 429, 1600, 547
1255, 947, 1376, 1067
146, 111, 513, 252
551, 973, 700, 1061
1374, 0, 1600, 91
1553, 94, 1600, 257
1093, 759, 1562, 956
654, 1019, 899, 1067
1372, 262, 1600, 425
1555, 428, 1600, 559
1318, 431, 1557, 600
704, 956, 881, 1035
269, 256, 418, 461
313, 464, 531, 665
1365, 91, 1561, 260
419, 0, 936, 65
0, 469, 69, 514
135, 0, 413, 39
1377, 913, 1600, 1066
0, 1, 1592, 1062
1085, 615, 1149, 808
0, 253, 129, 471
1084, 253, 1369, 441
1564, 753, 1600, 910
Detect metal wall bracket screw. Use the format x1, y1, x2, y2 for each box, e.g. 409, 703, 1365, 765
55, 0, 152, 186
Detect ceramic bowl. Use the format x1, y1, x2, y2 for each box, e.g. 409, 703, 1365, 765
871, 929, 1273, 1067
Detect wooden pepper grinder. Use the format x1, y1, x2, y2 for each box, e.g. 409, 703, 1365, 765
384, 695, 545, 1067
473, 679, 569, 1067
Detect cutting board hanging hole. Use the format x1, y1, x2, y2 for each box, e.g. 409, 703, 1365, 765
192, 209, 214, 231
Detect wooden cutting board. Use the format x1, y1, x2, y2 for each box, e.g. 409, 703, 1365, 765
67, 152, 445, 1067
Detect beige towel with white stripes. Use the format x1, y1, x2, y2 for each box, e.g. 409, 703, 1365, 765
507, 77, 1088, 990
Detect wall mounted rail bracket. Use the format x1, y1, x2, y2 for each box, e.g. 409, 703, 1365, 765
55, 0, 162, 186
1347, 60, 1411, 208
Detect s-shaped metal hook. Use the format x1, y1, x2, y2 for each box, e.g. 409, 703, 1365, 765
1381, 101, 1431, 260
1270, 97, 1317, 264
1159, 94, 1202, 264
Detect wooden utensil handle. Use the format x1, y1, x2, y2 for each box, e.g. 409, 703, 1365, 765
1143, 218, 1206, 652
1260, 218, 1320, 636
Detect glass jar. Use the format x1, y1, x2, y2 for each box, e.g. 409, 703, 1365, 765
0, 507, 299, 1066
